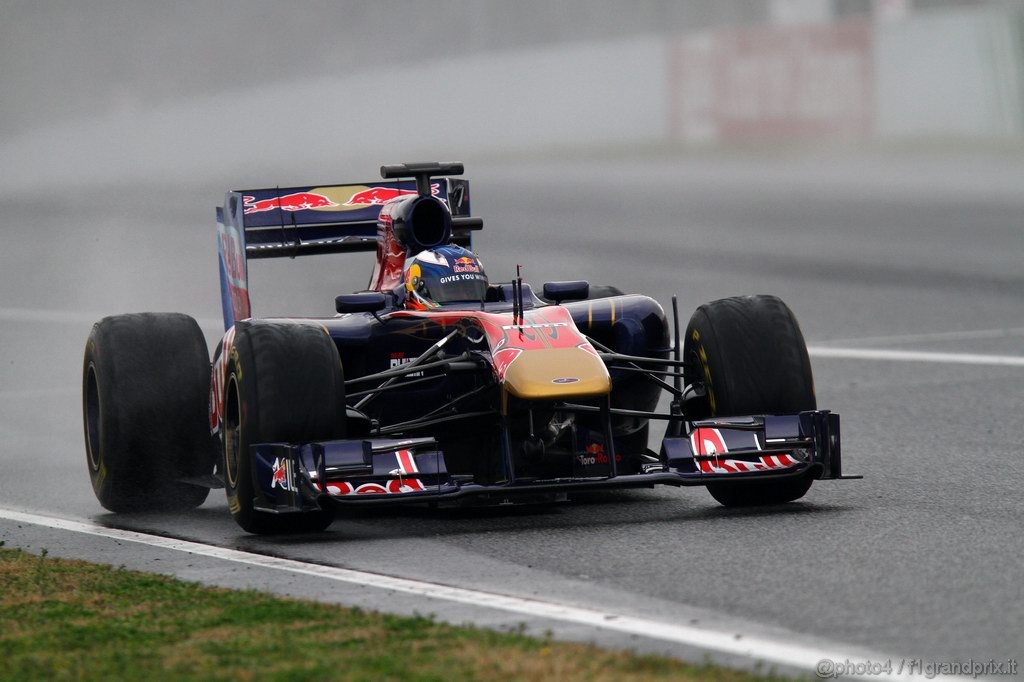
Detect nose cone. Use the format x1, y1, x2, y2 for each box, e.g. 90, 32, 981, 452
503, 347, 610, 400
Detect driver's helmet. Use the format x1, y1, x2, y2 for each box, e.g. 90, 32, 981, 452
404, 245, 488, 310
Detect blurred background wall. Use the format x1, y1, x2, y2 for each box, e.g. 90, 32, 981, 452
1, 0, 1022, 190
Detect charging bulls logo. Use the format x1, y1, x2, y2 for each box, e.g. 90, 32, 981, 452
344, 187, 418, 205
243, 192, 339, 215
241, 184, 444, 217
270, 457, 292, 491
344, 183, 440, 206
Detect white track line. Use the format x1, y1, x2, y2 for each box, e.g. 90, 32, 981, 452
808, 346, 1024, 367
816, 327, 1024, 346
0, 307, 106, 325
0, 307, 223, 331
0, 507, 965, 681
0, 388, 78, 399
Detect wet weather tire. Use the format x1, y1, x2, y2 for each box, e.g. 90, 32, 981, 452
683, 295, 816, 506
222, 322, 344, 534
83, 313, 214, 513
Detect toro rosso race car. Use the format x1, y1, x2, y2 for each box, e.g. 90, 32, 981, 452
82, 162, 858, 534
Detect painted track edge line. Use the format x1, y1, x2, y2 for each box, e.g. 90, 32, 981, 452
808, 346, 1024, 367
0, 306, 223, 330
0, 507, 961, 681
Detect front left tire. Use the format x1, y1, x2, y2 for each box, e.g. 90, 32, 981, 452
683, 295, 817, 507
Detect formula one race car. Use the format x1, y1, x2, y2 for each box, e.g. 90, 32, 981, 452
82, 162, 858, 534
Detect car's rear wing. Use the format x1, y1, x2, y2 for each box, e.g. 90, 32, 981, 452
215, 175, 476, 329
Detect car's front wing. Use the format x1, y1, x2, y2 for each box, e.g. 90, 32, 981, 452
248, 410, 855, 515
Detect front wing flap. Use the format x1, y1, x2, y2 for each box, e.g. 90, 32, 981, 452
662, 411, 850, 483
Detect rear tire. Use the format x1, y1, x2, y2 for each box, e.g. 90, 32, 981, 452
222, 322, 343, 534
683, 295, 816, 506
83, 313, 214, 512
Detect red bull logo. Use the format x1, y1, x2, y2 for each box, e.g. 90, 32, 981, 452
344, 187, 418, 206
577, 442, 604, 467
270, 457, 291, 491
453, 256, 480, 273
344, 183, 441, 206
243, 192, 339, 215
583, 441, 620, 464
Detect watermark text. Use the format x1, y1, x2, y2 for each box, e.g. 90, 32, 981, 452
815, 658, 1017, 679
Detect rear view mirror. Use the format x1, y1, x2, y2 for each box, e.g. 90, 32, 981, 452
543, 280, 589, 303
336, 293, 387, 314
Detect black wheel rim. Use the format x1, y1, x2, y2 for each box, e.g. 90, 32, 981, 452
84, 363, 102, 472
224, 373, 241, 489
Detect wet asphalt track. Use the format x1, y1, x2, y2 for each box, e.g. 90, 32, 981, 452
2, 153, 1023, 670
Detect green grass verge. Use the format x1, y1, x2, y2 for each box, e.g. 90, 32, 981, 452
0, 546, 792, 681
